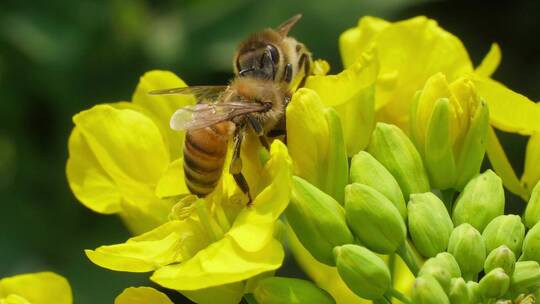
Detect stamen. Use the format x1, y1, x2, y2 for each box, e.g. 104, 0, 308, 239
169, 195, 198, 221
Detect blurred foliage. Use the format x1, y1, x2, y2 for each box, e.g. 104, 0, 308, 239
0, 0, 538, 303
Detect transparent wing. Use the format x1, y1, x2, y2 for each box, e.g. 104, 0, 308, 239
170, 102, 268, 131
148, 85, 228, 103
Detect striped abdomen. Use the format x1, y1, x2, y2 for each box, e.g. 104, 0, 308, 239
183, 122, 231, 196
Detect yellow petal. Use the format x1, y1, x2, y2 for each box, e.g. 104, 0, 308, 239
305, 52, 378, 155
472, 75, 540, 135
114, 287, 173, 304
227, 141, 292, 252
0, 272, 72, 304
238, 131, 268, 197
151, 237, 284, 290
305, 51, 378, 107
119, 197, 173, 235
155, 158, 189, 198
522, 131, 540, 194
286, 88, 329, 188
475, 43, 501, 78
1, 294, 31, 304
132, 70, 193, 160
86, 220, 208, 272
226, 211, 275, 253
486, 126, 528, 200
73, 104, 169, 184
66, 127, 121, 214
180, 283, 244, 304
367, 16, 473, 129
339, 16, 390, 68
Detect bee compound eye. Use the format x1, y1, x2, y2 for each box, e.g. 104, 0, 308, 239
267, 44, 279, 64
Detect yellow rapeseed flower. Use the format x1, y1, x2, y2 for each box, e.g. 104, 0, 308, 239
0, 272, 72, 304
86, 140, 291, 303
68, 70, 293, 302
67, 70, 192, 234
340, 16, 540, 199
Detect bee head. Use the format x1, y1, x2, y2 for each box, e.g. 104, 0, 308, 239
235, 37, 281, 81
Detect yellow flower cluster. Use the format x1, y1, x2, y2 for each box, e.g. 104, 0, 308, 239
63, 14, 540, 304
339, 16, 540, 200
67, 71, 293, 302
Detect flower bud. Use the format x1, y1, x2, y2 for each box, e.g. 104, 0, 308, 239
452, 170, 505, 232
478, 268, 510, 299
412, 274, 450, 304
421, 98, 458, 189
333, 244, 391, 300
454, 96, 489, 191
482, 215, 525, 256
305, 51, 378, 156
425, 252, 462, 278
345, 183, 406, 254
349, 151, 407, 219
466, 281, 481, 304
510, 261, 540, 294
410, 74, 488, 191
484, 245, 516, 275
447, 223, 486, 280
367, 122, 430, 199
253, 277, 335, 304
521, 221, 540, 264
286, 89, 348, 202
524, 181, 540, 228
418, 258, 452, 293
408, 192, 453, 257
286, 176, 354, 265
448, 277, 469, 304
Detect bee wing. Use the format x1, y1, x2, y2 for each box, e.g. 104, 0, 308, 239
170, 102, 268, 131
148, 85, 229, 103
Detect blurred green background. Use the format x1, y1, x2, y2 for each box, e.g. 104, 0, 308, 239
0, 0, 538, 303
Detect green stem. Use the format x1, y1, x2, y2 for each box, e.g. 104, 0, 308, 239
242, 294, 257, 304
388, 254, 396, 285
463, 272, 478, 282
373, 296, 392, 304
386, 287, 412, 304
396, 241, 420, 276
441, 189, 456, 213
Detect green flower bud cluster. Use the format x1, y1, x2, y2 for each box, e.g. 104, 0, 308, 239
410, 179, 540, 303
286, 122, 425, 302
285, 119, 540, 303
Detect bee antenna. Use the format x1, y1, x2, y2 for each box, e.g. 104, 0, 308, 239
277, 14, 303, 37
239, 67, 255, 76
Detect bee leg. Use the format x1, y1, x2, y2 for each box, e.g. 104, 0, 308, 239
230, 130, 252, 204
297, 54, 310, 88
247, 114, 270, 150
234, 173, 252, 205
284, 63, 293, 83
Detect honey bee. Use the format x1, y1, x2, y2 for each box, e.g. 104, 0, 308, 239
150, 14, 312, 202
